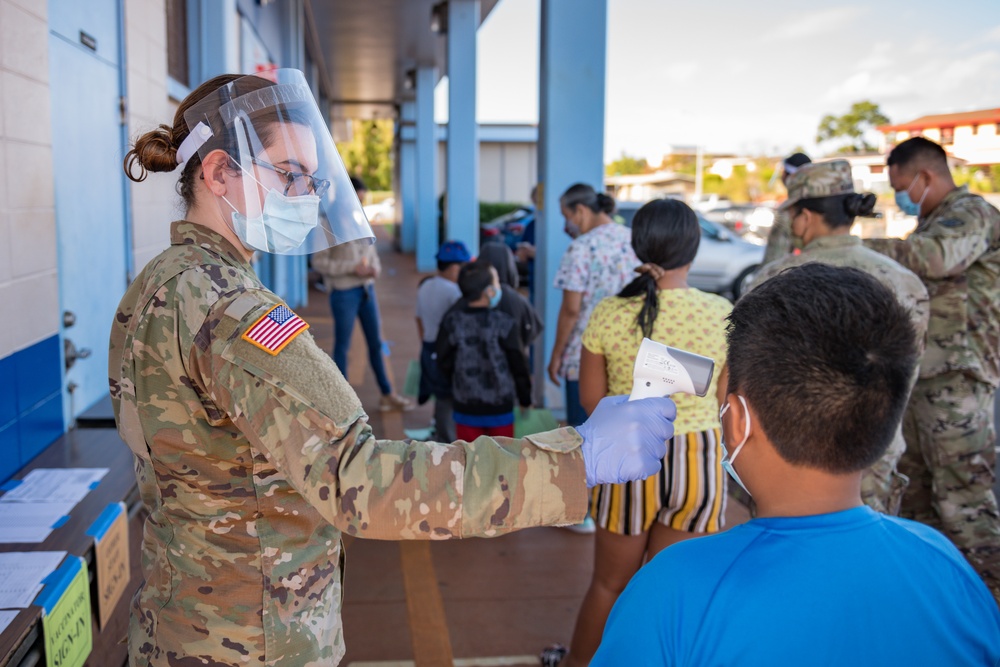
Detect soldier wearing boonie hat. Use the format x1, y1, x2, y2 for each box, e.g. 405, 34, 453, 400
751, 159, 930, 517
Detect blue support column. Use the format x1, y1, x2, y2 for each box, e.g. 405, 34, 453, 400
197, 0, 239, 81
415, 66, 439, 272
399, 101, 417, 253
535, 0, 608, 409
262, 0, 308, 307
445, 0, 480, 257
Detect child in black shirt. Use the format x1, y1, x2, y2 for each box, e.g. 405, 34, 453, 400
436, 260, 532, 440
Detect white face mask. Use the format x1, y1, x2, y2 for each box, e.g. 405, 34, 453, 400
223, 166, 321, 254
719, 395, 752, 496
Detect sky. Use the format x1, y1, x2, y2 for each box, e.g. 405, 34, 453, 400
438, 0, 1000, 162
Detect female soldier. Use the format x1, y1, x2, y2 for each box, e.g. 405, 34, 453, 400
751, 159, 929, 515
546, 199, 732, 667
111, 70, 675, 666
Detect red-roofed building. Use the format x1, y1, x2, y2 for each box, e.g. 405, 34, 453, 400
878, 108, 1000, 166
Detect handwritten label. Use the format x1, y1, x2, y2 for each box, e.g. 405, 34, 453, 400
42, 559, 91, 667
93, 505, 129, 628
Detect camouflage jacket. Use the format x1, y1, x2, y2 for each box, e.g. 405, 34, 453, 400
866, 187, 1000, 385
108, 222, 587, 667
752, 234, 930, 347
762, 207, 795, 265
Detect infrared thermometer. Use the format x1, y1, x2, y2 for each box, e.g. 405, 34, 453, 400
629, 338, 715, 400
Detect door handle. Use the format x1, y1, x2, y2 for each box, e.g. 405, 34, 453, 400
64, 338, 92, 370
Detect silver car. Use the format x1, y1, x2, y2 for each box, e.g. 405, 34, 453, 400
615, 201, 764, 299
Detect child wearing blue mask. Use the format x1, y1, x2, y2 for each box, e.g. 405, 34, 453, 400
594, 263, 1000, 666
436, 259, 532, 441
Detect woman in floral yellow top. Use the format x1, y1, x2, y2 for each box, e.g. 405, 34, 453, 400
560, 199, 732, 667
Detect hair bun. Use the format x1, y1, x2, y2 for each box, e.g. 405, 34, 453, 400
124, 124, 180, 182
595, 192, 616, 214
844, 192, 877, 217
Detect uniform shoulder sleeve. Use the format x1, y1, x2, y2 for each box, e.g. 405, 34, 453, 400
554, 240, 587, 292
866, 196, 1000, 279
189, 290, 587, 539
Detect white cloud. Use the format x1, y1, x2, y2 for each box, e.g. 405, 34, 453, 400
765, 6, 868, 41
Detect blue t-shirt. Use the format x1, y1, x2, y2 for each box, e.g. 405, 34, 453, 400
594, 507, 1000, 666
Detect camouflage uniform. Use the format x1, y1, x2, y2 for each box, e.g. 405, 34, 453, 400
752, 234, 930, 514
108, 222, 587, 666
866, 185, 1000, 601
762, 207, 795, 265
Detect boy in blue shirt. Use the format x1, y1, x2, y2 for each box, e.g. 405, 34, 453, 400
416, 241, 470, 441
594, 264, 1000, 666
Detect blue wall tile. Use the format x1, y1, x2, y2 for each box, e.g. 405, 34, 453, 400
15, 336, 61, 413
18, 394, 64, 465
0, 422, 18, 484
0, 356, 15, 426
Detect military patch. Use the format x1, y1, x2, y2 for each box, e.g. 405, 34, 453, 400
939, 218, 965, 228
242, 304, 309, 355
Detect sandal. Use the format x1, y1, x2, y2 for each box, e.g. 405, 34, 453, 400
539, 643, 568, 666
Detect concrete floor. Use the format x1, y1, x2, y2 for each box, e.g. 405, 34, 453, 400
301, 226, 749, 666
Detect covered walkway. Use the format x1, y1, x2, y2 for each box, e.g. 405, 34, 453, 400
299, 224, 750, 666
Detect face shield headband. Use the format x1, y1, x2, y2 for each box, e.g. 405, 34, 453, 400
180, 70, 374, 255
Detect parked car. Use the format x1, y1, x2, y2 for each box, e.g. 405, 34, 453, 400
363, 197, 395, 224
616, 200, 764, 299
480, 206, 534, 249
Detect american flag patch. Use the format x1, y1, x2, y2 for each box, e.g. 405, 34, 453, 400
241, 304, 309, 355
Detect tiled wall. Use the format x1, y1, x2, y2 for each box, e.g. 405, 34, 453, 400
124, 0, 180, 274
0, 0, 64, 482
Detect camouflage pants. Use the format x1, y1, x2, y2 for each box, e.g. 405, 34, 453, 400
900, 372, 1000, 601
860, 430, 908, 516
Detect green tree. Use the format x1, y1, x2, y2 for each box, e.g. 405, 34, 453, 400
816, 101, 890, 154
336, 119, 394, 192
605, 152, 648, 176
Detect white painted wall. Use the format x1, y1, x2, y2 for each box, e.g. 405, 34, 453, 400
0, 0, 58, 359
437, 140, 537, 205
124, 0, 181, 274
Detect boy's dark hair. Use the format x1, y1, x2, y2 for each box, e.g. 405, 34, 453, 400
887, 137, 950, 176
726, 263, 918, 473
458, 260, 495, 301
618, 199, 700, 337
438, 260, 463, 272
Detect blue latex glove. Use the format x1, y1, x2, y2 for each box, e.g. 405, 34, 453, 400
576, 395, 676, 487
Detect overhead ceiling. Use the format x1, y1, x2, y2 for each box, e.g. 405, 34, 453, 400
306, 0, 499, 120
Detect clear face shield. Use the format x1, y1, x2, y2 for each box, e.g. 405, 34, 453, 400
178, 69, 374, 255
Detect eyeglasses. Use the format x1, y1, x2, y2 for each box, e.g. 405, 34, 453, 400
251, 157, 330, 198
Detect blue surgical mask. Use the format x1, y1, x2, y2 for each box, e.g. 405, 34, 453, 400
719, 395, 752, 496
488, 285, 502, 309
894, 173, 927, 218
223, 167, 321, 254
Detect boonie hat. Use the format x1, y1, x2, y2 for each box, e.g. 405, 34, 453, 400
436, 240, 471, 263
780, 160, 855, 211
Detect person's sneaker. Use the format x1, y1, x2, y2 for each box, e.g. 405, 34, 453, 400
539, 643, 568, 666
379, 394, 414, 412
563, 516, 596, 534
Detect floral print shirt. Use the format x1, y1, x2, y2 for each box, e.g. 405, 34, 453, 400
553, 222, 638, 381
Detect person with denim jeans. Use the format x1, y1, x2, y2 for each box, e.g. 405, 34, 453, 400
312, 225, 412, 412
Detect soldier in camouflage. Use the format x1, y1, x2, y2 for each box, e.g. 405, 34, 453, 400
762, 152, 812, 265
864, 137, 1000, 602
109, 71, 677, 666
750, 160, 930, 515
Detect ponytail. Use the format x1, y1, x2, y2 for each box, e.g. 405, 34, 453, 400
618, 269, 660, 338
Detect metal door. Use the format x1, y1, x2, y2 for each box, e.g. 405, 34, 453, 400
49, 0, 128, 420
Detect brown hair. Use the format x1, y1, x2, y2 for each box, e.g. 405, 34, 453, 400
123, 74, 279, 209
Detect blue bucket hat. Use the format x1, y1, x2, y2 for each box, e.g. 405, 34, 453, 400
436, 240, 471, 263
